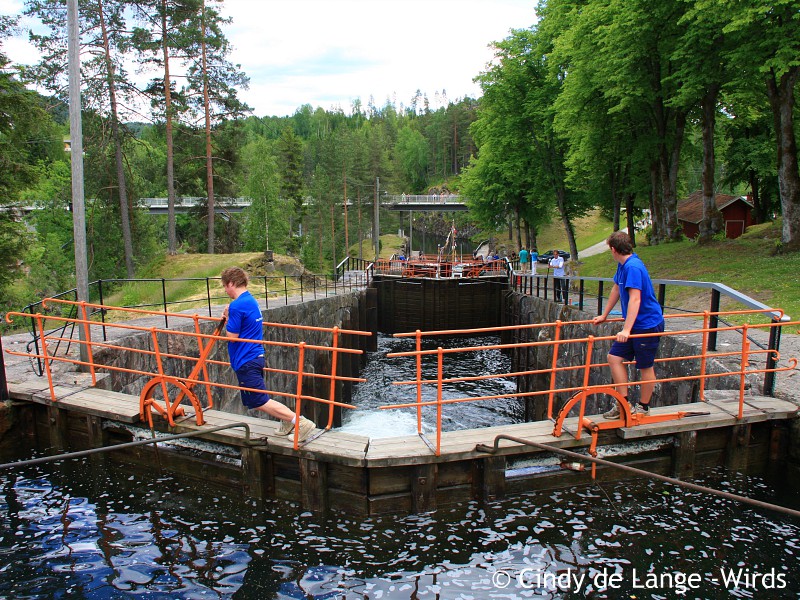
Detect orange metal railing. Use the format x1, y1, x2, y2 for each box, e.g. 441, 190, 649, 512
381, 310, 798, 456
5, 298, 371, 449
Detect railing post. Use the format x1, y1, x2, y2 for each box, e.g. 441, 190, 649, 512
738, 325, 750, 419
292, 342, 307, 450
578, 278, 585, 311
161, 278, 169, 329
764, 316, 782, 396
597, 281, 604, 316
0, 337, 8, 401
98, 279, 108, 341
36, 313, 56, 401
576, 336, 596, 438
206, 278, 212, 316
435, 346, 444, 456
284, 276, 289, 306
699, 311, 711, 402
547, 320, 563, 419
326, 327, 340, 429
78, 301, 96, 385
709, 288, 721, 351
657, 283, 666, 314
415, 330, 423, 434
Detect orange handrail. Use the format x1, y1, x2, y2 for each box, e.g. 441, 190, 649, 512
5, 298, 370, 450
382, 310, 798, 455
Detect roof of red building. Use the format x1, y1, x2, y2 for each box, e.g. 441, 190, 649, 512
677, 191, 753, 224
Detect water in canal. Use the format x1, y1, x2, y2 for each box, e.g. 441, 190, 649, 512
2, 456, 798, 599
2, 334, 799, 598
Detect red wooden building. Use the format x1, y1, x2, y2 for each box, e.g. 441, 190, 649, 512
677, 191, 754, 239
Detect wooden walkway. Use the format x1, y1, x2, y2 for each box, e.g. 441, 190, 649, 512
9, 378, 796, 466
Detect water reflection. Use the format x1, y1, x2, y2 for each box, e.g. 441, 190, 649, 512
1, 457, 798, 598
341, 334, 521, 437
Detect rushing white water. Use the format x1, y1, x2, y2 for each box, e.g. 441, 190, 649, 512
339, 333, 521, 438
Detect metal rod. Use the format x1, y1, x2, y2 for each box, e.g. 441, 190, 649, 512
475, 434, 800, 520
0, 422, 265, 471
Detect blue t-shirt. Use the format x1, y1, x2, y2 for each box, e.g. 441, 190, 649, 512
519, 249, 529, 264
614, 253, 663, 330
226, 290, 265, 371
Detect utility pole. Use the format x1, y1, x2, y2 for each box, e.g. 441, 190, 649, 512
373, 177, 380, 260
68, 0, 90, 365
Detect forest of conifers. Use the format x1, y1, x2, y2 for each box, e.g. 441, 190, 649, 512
0, 0, 798, 314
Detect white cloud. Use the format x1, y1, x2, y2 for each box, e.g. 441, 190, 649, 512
1, 0, 537, 118
221, 0, 536, 116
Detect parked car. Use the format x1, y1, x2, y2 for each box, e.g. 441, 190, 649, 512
537, 249, 571, 264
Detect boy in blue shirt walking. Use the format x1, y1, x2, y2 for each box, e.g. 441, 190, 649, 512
221, 267, 316, 441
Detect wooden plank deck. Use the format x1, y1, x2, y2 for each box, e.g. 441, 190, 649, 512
618, 395, 798, 440
7, 380, 797, 467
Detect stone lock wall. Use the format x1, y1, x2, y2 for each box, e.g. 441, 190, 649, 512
504, 293, 755, 420
94, 292, 371, 425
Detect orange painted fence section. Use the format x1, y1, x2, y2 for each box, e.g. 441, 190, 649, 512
5, 301, 798, 457
381, 310, 798, 456
5, 298, 370, 449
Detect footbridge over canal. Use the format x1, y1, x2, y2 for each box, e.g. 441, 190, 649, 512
2, 282, 799, 516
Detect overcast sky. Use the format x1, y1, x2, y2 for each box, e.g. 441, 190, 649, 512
1, 0, 537, 118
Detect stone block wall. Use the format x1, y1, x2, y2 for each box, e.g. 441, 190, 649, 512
94, 291, 371, 426
504, 293, 758, 420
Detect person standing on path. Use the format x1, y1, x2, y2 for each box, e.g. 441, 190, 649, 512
221, 266, 316, 441
519, 247, 530, 273
549, 250, 567, 302
591, 232, 664, 418
530, 247, 539, 275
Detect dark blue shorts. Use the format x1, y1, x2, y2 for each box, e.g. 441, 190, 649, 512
609, 321, 664, 370
234, 356, 270, 409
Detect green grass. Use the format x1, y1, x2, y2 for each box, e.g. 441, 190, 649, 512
106, 253, 262, 310
537, 209, 616, 252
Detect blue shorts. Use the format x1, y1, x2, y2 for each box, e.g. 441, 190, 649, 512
609, 321, 664, 370
234, 356, 270, 409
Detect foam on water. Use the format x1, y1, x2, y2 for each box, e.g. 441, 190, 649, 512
340, 409, 433, 438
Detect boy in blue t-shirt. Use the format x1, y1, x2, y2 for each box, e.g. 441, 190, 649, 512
221, 267, 316, 441
592, 232, 664, 418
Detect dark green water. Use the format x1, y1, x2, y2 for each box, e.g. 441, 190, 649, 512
1, 453, 798, 599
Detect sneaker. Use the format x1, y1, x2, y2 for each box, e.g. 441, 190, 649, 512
631, 403, 650, 416
602, 404, 621, 419
296, 416, 316, 443
276, 419, 294, 436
